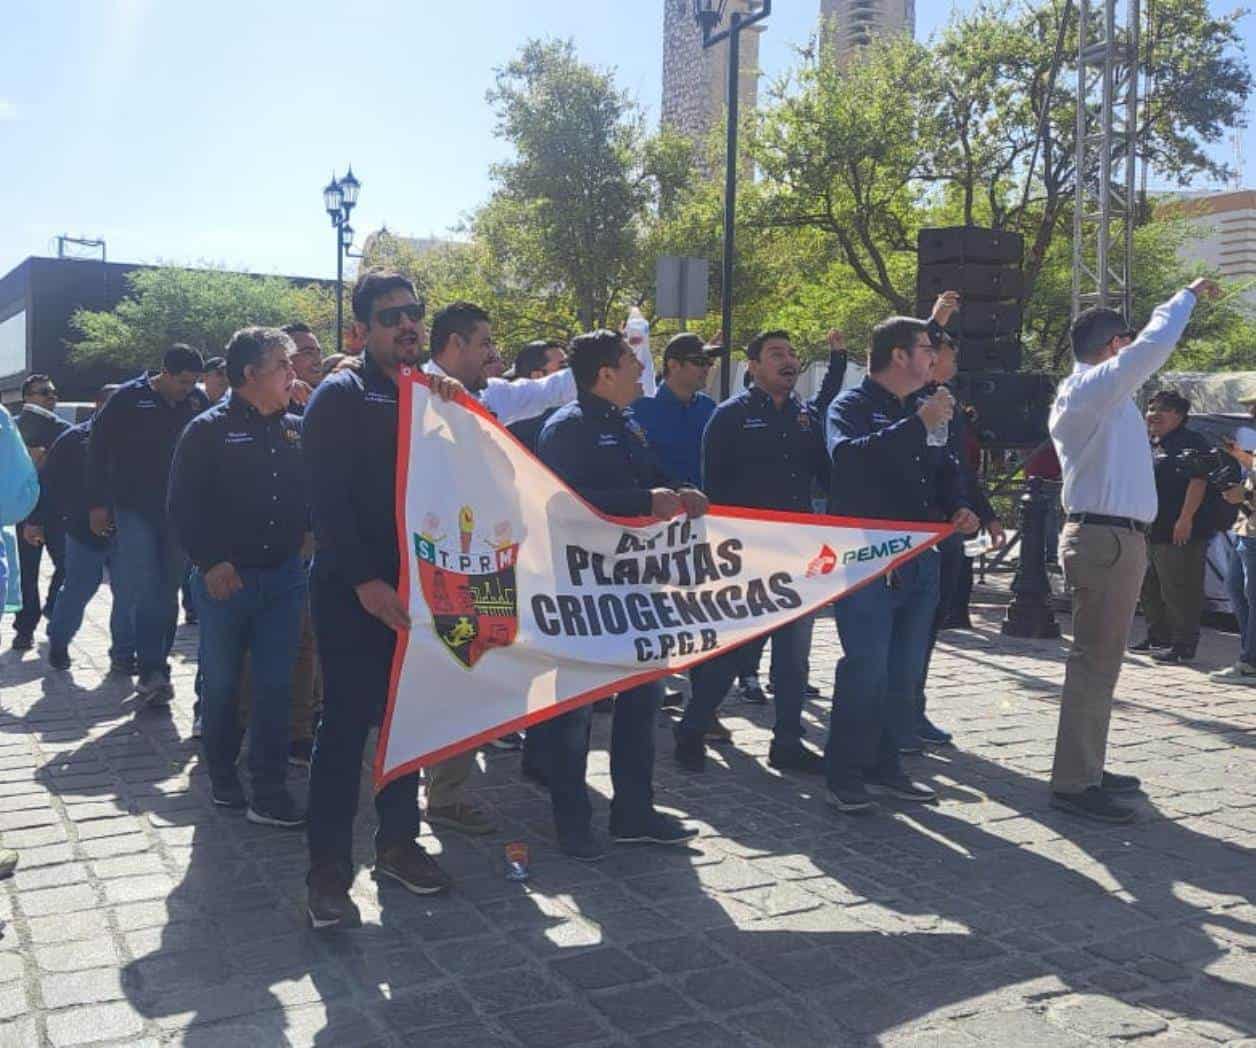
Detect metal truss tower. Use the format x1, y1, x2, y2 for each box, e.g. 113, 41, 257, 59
1072, 0, 1140, 321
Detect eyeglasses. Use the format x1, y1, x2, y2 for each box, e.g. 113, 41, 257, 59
373, 303, 426, 328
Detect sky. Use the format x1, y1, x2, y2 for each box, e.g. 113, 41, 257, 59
1, 0, 1252, 282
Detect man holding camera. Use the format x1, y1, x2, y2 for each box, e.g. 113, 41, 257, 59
1213, 395, 1256, 685
1048, 278, 1217, 825
1133, 390, 1214, 664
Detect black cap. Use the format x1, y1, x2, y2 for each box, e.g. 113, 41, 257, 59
663, 333, 720, 364
204, 357, 226, 372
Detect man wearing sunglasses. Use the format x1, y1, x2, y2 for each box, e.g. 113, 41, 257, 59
300, 270, 464, 930
630, 334, 720, 491
11, 374, 71, 651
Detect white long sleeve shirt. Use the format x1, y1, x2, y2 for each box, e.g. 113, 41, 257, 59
423, 359, 577, 428
1049, 289, 1198, 523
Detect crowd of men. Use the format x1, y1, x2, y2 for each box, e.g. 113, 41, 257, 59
0, 267, 1231, 929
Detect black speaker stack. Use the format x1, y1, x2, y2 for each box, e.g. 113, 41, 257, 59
916, 226, 1054, 446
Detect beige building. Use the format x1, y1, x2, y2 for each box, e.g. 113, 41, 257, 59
1165, 189, 1256, 283
820, 0, 916, 64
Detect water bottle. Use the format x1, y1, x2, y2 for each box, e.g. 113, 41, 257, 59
963, 532, 992, 558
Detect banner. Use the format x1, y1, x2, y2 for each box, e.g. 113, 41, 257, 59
376, 373, 950, 788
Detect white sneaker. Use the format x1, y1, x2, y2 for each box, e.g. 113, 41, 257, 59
1209, 661, 1256, 685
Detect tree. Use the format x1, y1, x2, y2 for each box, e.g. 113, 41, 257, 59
750, 0, 1252, 310
69, 265, 337, 369
479, 38, 687, 331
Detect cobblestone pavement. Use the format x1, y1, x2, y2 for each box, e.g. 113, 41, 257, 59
0, 578, 1252, 1048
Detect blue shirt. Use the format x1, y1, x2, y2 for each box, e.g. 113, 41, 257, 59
86, 372, 210, 522
630, 384, 717, 487
168, 395, 309, 571
538, 392, 674, 517
827, 376, 968, 523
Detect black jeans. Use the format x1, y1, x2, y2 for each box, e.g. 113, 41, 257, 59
306, 573, 421, 876
14, 522, 65, 637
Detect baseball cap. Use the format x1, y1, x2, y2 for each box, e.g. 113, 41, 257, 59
204, 356, 226, 372
663, 333, 720, 365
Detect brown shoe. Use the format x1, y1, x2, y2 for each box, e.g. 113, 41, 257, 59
704, 716, 732, 744
373, 842, 452, 895
426, 802, 497, 836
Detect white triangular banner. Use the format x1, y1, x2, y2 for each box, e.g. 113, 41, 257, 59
376, 374, 950, 787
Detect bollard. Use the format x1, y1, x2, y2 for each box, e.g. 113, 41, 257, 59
1002, 477, 1061, 638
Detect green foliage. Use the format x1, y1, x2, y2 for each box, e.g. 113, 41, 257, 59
69, 265, 337, 369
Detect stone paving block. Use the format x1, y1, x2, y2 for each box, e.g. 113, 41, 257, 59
45, 1000, 143, 1047
637, 1019, 749, 1048
682, 963, 780, 1011
498, 1001, 610, 1048
627, 935, 728, 973
462, 967, 567, 1014
35, 939, 120, 974
0, 1017, 37, 1048
589, 981, 695, 1034
1051, 994, 1168, 1040
18, 882, 99, 918
13, 862, 89, 892
76, 833, 150, 860
0, 983, 27, 1022
548, 946, 650, 990
372, 984, 478, 1034
26, 910, 109, 946
39, 967, 125, 1009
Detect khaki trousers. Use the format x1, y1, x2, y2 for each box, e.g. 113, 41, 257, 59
425, 750, 477, 810
1140, 539, 1207, 653
1051, 522, 1147, 793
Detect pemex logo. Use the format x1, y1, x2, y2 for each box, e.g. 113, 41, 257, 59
414, 506, 520, 669
805, 545, 838, 577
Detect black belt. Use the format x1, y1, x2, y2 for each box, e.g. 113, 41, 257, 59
1066, 512, 1149, 534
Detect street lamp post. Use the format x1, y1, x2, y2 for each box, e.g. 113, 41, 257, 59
693, 0, 771, 398
323, 166, 361, 353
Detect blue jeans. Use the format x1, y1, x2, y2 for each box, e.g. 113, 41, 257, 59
195, 556, 306, 798
111, 510, 186, 675
917, 533, 964, 725
1226, 537, 1256, 665
531, 680, 660, 840
307, 572, 421, 874
679, 615, 812, 747
827, 552, 940, 788
47, 534, 135, 659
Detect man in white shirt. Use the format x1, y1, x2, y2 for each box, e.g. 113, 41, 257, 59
423, 301, 577, 426
1048, 277, 1217, 824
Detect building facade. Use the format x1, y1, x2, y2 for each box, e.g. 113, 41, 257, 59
820, 0, 915, 64
1168, 189, 1256, 284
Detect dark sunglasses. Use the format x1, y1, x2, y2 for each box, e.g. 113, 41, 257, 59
373, 303, 426, 328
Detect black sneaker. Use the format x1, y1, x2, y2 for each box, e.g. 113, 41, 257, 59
10, 632, 32, 652
673, 728, 706, 772
47, 647, 71, 671
211, 777, 247, 809
866, 774, 937, 803
1050, 786, 1135, 824
288, 739, 313, 767
558, 830, 607, 862
307, 864, 361, 931
1130, 637, 1171, 653
826, 781, 879, 814
739, 676, 768, 705
109, 655, 138, 676
611, 811, 698, 846
897, 736, 926, 756
1100, 771, 1142, 794
916, 717, 953, 746
247, 792, 306, 828
1151, 647, 1194, 665
373, 842, 451, 895
767, 742, 825, 774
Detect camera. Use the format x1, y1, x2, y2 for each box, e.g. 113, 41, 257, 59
1175, 446, 1245, 490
